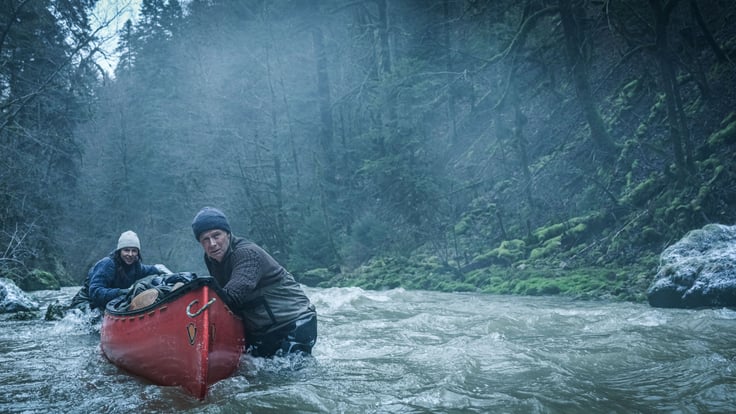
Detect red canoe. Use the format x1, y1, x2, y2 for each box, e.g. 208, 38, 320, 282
100, 275, 245, 399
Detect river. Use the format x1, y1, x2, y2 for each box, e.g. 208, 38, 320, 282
1, 286, 735, 413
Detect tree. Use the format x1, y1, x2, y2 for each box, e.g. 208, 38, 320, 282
60, 0, 736, 293
648, 0, 693, 179
114, 20, 137, 78
0, 0, 99, 285
558, 0, 616, 158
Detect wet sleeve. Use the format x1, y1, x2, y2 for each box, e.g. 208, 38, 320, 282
141, 263, 163, 276
221, 247, 263, 308
88, 259, 124, 309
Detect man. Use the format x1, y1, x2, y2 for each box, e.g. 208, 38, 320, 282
191, 207, 317, 357
70, 230, 167, 310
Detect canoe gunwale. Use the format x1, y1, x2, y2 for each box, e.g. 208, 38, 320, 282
105, 275, 239, 319
100, 275, 246, 400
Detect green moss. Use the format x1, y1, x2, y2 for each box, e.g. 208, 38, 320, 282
529, 235, 562, 260
623, 175, 661, 207
612, 78, 643, 114
474, 239, 527, 265
23, 269, 60, 291
470, 264, 641, 300
299, 268, 332, 287
640, 226, 660, 242
635, 123, 648, 138
533, 223, 566, 242
464, 268, 491, 286
721, 111, 736, 126
454, 216, 472, 234
532, 213, 603, 244
684, 94, 703, 116
622, 79, 641, 99
472, 249, 495, 263
337, 254, 463, 291
707, 118, 736, 147
453, 202, 497, 236
568, 222, 587, 235
335, 189, 665, 304
496, 239, 526, 262
653, 93, 666, 111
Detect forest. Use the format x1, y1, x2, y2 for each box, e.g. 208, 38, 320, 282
1, 0, 735, 302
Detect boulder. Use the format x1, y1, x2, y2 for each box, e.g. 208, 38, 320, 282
298, 268, 334, 287
0, 277, 40, 313
647, 223, 736, 308
21, 269, 61, 291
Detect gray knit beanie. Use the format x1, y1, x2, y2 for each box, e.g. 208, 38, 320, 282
117, 230, 141, 251
192, 207, 231, 241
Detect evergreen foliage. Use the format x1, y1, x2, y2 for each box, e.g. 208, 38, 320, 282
2, 0, 736, 301
0, 0, 98, 287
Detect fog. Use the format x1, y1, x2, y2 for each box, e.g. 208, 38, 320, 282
2, 1, 734, 297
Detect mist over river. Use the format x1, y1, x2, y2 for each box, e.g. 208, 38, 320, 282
1, 286, 735, 413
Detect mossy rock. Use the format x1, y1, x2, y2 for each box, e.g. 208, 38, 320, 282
623, 175, 664, 207
707, 116, 736, 147
531, 213, 605, 247
471, 239, 527, 266
622, 78, 642, 100
298, 268, 333, 287
529, 235, 562, 260
532, 223, 567, 243
20, 269, 60, 291
473, 265, 633, 300
494, 239, 526, 263
454, 216, 472, 235
639, 226, 661, 243
339, 254, 460, 291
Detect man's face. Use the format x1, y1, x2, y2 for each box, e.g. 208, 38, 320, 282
120, 247, 139, 265
199, 229, 230, 262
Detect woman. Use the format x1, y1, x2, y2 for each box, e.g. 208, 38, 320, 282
70, 230, 168, 310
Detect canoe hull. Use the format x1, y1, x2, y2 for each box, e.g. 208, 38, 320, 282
100, 280, 245, 399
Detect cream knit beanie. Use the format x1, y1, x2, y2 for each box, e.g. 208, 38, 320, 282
117, 230, 141, 251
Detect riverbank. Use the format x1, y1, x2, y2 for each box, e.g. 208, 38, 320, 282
300, 252, 658, 303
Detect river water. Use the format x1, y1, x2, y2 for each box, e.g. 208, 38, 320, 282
1, 286, 735, 413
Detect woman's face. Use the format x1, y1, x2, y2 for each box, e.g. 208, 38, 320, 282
119, 247, 139, 265
198, 229, 230, 262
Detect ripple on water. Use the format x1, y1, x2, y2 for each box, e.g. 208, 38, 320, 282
3, 287, 736, 413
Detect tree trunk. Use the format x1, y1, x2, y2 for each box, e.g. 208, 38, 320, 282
375, 0, 392, 76
510, 86, 533, 208
648, 0, 692, 178
689, 0, 727, 63
443, 0, 458, 144
272, 155, 288, 256
558, 0, 616, 158
374, 0, 396, 156
312, 26, 337, 199
311, 25, 339, 261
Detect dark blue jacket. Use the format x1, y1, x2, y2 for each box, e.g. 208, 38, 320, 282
87, 251, 160, 309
